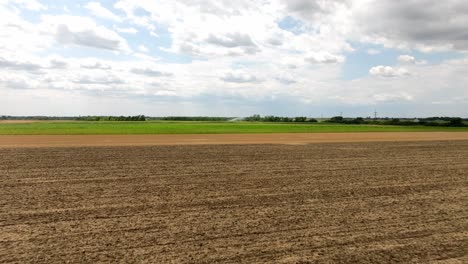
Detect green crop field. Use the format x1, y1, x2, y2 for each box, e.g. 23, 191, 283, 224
0, 121, 468, 135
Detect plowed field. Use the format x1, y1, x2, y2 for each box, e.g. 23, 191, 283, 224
2, 132, 468, 147
1, 141, 467, 263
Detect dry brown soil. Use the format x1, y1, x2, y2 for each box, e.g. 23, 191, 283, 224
0, 120, 41, 124
2, 132, 468, 148
0, 120, 74, 124
1, 141, 467, 263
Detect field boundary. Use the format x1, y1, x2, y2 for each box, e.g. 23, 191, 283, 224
1, 132, 468, 148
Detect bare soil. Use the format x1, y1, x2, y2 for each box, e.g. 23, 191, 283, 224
1, 141, 467, 263
2, 132, 468, 148
0, 120, 74, 124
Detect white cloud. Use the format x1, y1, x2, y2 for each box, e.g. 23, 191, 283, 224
80, 61, 111, 70
4, 0, 46, 11
369, 66, 410, 78
305, 52, 345, 64
0, 56, 42, 73
41, 15, 130, 52
1, 0, 468, 117
367, 49, 381, 55
115, 26, 138, 34
113, 0, 351, 59
221, 72, 261, 83
131, 67, 172, 77
85, 2, 121, 22
138, 45, 148, 52
373, 93, 413, 102
398, 55, 416, 64
353, 0, 468, 52
206, 33, 258, 50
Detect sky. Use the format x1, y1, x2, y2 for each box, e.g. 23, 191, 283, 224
1, 0, 468, 117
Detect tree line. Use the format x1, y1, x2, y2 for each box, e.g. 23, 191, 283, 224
75, 115, 146, 121
326, 116, 467, 127
0, 116, 75, 120
149, 116, 233, 121
244, 115, 318, 123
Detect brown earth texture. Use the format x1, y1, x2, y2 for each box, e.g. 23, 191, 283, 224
2, 132, 468, 148
1, 140, 468, 263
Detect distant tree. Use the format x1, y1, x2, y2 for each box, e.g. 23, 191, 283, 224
329, 116, 344, 123
294, 117, 307, 122
449, 117, 464, 127
352, 117, 365, 124
245, 114, 262, 121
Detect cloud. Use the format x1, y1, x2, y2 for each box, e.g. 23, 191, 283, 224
114, 26, 138, 34
284, 0, 349, 20
3, 0, 468, 117
305, 52, 345, 64
131, 67, 172, 77
49, 59, 67, 69
276, 76, 297, 85
221, 72, 260, 83
203, 33, 259, 56
206, 33, 256, 48
80, 61, 111, 70
0, 77, 35, 90
373, 93, 413, 102
398, 55, 416, 64
85, 2, 121, 22
369, 66, 410, 78
42, 15, 130, 52
56, 25, 119, 51
138, 45, 148, 52
72, 75, 124, 85
0, 57, 42, 73
354, 0, 468, 51
367, 49, 381, 55
5, 0, 46, 11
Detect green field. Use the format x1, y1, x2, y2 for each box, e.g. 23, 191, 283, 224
1, 121, 468, 135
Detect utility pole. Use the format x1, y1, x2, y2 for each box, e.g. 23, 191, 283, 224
374, 109, 377, 119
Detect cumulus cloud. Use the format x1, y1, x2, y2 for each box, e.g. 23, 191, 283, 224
221, 72, 261, 83
131, 67, 172, 77
49, 59, 67, 69
354, 0, 468, 51
369, 66, 410, 78
398, 55, 416, 64
72, 75, 124, 85
0, 57, 42, 73
41, 15, 130, 52
85, 2, 121, 22
114, 26, 138, 34
367, 49, 381, 55
373, 93, 413, 102
56, 25, 120, 51
0, 76, 35, 90
206, 33, 257, 48
305, 52, 345, 64
2, 0, 468, 116
138, 45, 149, 52
284, 0, 350, 20
80, 61, 111, 70
5, 0, 46, 11
276, 76, 297, 85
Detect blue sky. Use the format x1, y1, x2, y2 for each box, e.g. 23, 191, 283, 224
1, 0, 468, 117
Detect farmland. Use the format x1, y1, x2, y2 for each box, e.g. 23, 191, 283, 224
1, 120, 468, 135
1, 140, 467, 263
